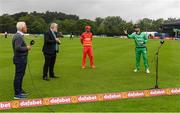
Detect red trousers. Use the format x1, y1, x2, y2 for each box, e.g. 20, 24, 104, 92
82, 46, 94, 67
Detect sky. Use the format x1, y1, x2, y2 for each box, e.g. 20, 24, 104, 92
0, 0, 180, 22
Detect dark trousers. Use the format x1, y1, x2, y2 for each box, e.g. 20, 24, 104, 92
43, 53, 56, 78
13, 56, 27, 95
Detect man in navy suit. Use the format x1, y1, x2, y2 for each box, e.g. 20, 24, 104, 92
42, 23, 61, 81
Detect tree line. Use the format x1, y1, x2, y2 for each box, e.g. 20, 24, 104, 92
0, 11, 180, 36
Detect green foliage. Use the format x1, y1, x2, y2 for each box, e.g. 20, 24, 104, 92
19, 15, 48, 34
0, 14, 16, 33
1, 11, 180, 36
0, 11, 79, 34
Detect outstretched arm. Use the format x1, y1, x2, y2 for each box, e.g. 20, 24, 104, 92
124, 30, 134, 39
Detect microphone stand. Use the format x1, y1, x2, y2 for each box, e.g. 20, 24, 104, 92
152, 41, 164, 89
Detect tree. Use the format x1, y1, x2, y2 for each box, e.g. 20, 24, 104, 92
12, 12, 28, 21
124, 21, 134, 34
138, 18, 153, 31
95, 17, 105, 35
0, 14, 16, 33
56, 19, 77, 34
19, 15, 48, 34
75, 19, 96, 35
1, 11, 177, 35
30, 17, 48, 34
103, 16, 126, 36
152, 18, 164, 32
41, 11, 79, 24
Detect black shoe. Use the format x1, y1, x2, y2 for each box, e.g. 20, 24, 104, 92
21, 90, 29, 96
14, 94, 27, 100
43, 77, 50, 81
50, 76, 59, 78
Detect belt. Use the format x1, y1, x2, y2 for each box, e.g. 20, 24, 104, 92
136, 46, 147, 48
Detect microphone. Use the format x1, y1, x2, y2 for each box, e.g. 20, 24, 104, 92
30, 40, 35, 46
160, 40, 165, 45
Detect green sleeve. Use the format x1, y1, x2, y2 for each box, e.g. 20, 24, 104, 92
127, 33, 135, 39
143, 33, 148, 44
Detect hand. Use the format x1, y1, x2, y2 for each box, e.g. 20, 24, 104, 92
59, 40, 61, 44
56, 38, 60, 43
140, 41, 145, 44
57, 40, 61, 45
124, 30, 128, 35
27, 45, 32, 50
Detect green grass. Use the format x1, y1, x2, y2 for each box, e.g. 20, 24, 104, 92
0, 36, 180, 112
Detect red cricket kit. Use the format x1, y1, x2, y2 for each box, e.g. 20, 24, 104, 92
81, 32, 94, 67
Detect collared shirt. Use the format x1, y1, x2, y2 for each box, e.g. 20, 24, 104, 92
17, 31, 24, 36
50, 29, 55, 37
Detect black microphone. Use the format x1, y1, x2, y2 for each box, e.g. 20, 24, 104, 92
30, 40, 35, 46
160, 40, 165, 45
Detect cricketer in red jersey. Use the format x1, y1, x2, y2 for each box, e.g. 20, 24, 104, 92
80, 26, 95, 69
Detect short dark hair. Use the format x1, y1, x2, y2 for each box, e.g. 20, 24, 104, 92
134, 24, 140, 29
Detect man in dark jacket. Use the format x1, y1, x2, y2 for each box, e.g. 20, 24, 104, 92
12, 22, 32, 99
42, 23, 61, 81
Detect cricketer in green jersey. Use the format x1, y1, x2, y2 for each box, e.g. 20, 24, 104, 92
124, 25, 150, 74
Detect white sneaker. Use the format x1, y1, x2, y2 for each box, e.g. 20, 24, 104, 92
146, 69, 150, 74
134, 69, 139, 73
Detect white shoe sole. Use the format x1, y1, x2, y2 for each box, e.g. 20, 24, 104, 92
14, 95, 27, 100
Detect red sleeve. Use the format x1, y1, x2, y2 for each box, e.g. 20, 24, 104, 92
80, 33, 84, 39
80, 33, 84, 44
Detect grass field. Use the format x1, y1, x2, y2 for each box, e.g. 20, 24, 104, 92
0, 36, 180, 112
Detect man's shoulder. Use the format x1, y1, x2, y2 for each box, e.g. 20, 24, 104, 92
81, 32, 86, 37
82, 32, 93, 35
130, 32, 136, 36
13, 33, 23, 39
141, 32, 147, 35
141, 32, 148, 37
45, 30, 51, 34
132, 32, 136, 35
44, 30, 52, 36
81, 32, 86, 35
